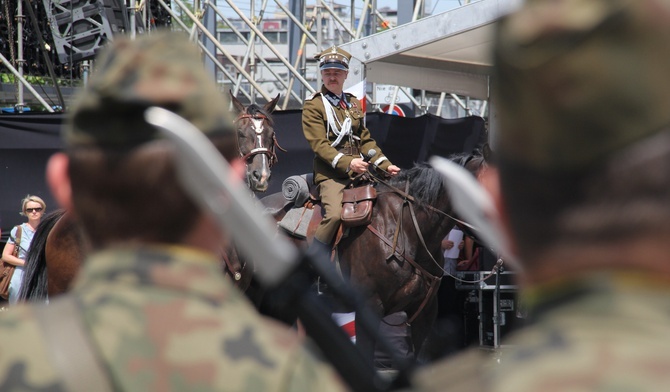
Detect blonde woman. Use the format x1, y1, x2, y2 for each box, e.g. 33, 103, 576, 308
2, 195, 45, 305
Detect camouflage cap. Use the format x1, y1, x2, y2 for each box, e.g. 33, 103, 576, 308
65, 30, 235, 147
316, 46, 351, 70
493, 0, 670, 171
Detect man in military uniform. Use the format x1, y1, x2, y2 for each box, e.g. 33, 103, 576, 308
413, 0, 670, 390
303, 46, 401, 249
0, 32, 347, 391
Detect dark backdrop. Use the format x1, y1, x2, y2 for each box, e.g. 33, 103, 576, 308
0, 112, 485, 242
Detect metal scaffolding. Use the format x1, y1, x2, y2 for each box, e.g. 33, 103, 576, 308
0, 0, 517, 115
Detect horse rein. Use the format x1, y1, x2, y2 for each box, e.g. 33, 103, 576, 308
365, 174, 504, 324
235, 113, 286, 166
370, 169, 498, 275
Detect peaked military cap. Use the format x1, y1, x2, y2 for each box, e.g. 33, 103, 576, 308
493, 0, 670, 171
316, 46, 351, 70
65, 30, 235, 148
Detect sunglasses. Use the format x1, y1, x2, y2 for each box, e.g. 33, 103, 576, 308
26, 208, 43, 213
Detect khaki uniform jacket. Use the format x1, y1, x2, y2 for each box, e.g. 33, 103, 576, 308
303, 86, 392, 184
0, 245, 348, 392
411, 272, 670, 392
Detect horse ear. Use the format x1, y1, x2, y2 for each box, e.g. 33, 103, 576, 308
264, 94, 280, 114
229, 90, 246, 114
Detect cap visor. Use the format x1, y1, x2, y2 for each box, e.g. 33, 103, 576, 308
320, 63, 348, 70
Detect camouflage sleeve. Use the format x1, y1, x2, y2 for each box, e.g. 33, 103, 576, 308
282, 344, 349, 391
0, 308, 66, 390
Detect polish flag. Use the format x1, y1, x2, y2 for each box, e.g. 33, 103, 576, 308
332, 312, 356, 343
345, 80, 367, 114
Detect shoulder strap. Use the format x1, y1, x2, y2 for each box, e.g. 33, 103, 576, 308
10, 225, 23, 258
14, 225, 22, 244
34, 296, 114, 392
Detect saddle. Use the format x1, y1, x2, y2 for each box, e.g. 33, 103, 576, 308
267, 173, 377, 244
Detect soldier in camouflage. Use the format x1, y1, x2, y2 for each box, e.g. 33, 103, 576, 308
413, 0, 670, 390
303, 46, 400, 249
0, 31, 347, 391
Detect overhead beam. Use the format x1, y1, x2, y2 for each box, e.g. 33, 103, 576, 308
340, 0, 522, 98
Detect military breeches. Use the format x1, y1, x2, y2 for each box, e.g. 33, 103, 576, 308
315, 178, 347, 244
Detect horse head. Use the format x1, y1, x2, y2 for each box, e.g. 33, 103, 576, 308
230, 92, 283, 192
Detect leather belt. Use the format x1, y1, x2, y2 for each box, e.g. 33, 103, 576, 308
337, 144, 360, 156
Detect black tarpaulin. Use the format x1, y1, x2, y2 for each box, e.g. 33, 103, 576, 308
0, 112, 485, 239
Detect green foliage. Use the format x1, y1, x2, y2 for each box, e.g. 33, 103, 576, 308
174, 0, 197, 29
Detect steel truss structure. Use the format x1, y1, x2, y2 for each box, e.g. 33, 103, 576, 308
0, 0, 519, 115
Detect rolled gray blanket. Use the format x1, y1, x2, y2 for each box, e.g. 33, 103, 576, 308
282, 174, 310, 206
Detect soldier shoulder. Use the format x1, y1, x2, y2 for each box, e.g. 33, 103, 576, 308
412, 347, 491, 392
305, 91, 322, 102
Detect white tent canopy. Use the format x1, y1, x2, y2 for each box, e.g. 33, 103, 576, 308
340, 0, 521, 100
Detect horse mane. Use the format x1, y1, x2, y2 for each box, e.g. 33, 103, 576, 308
245, 104, 275, 126
449, 149, 487, 177
388, 163, 446, 206
18, 209, 66, 302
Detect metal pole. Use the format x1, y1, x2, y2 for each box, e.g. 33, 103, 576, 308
450, 93, 471, 116
249, 0, 257, 103
202, 0, 217, 76
436, 92, 446, 117
480, 100, 488, 118
493, 266, 502, 349
316, 2, 322, 88
16, 0, 24, 111
355, 0, 370, 39
130, 0, 137, 38
273, 0, 317, 44
163, 0, 275, 100
412, 0, 424, 21
282, 17, 315, 109
327, 0, 334, 46
221, 0, 315, 94
0, 51, 54, 112
319, 0, 355, 39
212, 7, 303, 103
161, 1, 253, 102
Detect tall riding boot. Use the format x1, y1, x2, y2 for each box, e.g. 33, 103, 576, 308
308, 238, 333, 295
309, 238, 332, 259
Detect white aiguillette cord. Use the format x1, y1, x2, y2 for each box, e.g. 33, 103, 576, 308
321, 94, 352, 147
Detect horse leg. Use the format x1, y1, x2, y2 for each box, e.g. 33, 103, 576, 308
354, 300, 383, 369
412, 297, 440, 365
375, 311, 414, 370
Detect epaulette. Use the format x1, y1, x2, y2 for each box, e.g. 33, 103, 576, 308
305, 91, 322, 101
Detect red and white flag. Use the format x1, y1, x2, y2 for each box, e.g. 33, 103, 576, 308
345, 80, 367, 114
331, 312, 356, 343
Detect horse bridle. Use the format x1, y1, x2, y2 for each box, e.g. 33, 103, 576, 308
235, 113, 286, 167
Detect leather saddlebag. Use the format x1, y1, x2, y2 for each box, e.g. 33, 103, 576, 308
341, 184, 377, 227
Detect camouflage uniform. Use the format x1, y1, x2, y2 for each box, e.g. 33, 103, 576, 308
413, 274, 670, 391
303, 47, 393, 244
0, 246, 347, 391
0, 32, 348, 391
412, 0, 670, 390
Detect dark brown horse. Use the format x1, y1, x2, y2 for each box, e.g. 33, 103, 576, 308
230, 92, 283, 193
261, 164, 456, 365
18, 209, 86, 301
